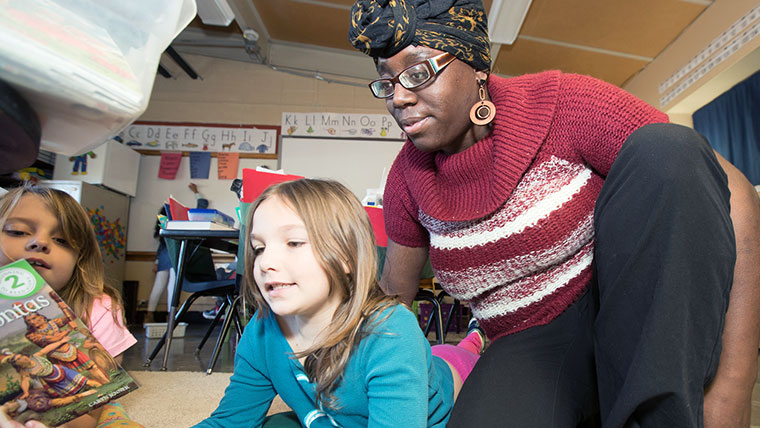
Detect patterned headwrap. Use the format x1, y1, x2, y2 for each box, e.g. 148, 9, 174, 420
348, 0, 491, 71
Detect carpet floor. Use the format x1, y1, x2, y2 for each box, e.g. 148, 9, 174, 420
120, 371, 290, 428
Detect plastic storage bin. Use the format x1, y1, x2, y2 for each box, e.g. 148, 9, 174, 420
0, 0, 196, 156
144, 322, 187, 339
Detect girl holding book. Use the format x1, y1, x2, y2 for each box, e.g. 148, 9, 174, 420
0, 185, 140, 428
194, 179, 484, 427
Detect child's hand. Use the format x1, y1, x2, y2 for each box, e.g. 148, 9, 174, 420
0, 409, 48, 428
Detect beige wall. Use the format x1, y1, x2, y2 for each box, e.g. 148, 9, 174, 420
128, 260, 159, 311
141, 55, 389, 124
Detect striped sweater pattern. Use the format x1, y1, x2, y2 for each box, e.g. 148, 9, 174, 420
383, 71, 667, 340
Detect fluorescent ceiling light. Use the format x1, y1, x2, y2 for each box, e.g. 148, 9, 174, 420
488, 0, 533, 45
196, 0, 235, 26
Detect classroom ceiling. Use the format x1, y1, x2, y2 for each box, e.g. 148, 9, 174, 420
168, 0, 713, 89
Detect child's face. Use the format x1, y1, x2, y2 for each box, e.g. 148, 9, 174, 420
250, 196, 342, 322
0, 194, 78, 292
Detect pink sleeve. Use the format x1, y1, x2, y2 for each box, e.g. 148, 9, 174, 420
88, 295, 137, 357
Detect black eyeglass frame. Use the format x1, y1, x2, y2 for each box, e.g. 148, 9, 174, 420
368, 52, 456, 99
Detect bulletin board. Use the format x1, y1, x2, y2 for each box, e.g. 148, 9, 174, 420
280, 136, 405, 200
116, 121, 280, 159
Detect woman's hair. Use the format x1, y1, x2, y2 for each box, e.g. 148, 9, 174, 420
244, 178, 396, 408
0, 184, 123, 326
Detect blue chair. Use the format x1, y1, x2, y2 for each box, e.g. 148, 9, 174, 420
144, 238, 243, 374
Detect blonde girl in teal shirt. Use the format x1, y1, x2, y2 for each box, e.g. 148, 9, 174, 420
193, 179, 483, 427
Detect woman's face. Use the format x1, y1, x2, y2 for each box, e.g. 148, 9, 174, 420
376, 45, 487, 154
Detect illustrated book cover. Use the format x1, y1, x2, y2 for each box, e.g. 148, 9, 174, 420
164, 221, 237, 231
0, 259, 138, 426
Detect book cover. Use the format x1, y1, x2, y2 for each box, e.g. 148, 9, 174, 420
0, 260, 138, 426
163, 203, 172, 221
241, 168, 303, 203
164, 221, 237, 231
187, 209, 235, 227
167, 196, 190, 221
364, 206, 388, 247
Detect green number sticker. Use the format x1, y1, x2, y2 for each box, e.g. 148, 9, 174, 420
0, 262, 42, 298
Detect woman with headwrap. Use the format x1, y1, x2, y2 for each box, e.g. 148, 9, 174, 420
349, 0, 760, 426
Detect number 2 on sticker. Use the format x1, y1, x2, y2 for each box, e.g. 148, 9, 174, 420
4, 275, 23, 289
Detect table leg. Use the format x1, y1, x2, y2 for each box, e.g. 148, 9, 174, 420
161, 239, 188, 370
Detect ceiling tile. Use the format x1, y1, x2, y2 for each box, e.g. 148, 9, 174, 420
518, 0, 708, 57
493, 38, 650, 86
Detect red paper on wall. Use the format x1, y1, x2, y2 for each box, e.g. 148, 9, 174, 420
158, 152, 182, 179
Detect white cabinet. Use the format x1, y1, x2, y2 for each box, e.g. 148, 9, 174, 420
53, 140, 140, 197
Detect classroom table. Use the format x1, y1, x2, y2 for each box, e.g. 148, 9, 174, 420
149, 227, 240, 371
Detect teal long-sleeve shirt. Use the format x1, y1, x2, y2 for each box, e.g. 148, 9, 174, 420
192, 304, 453, 427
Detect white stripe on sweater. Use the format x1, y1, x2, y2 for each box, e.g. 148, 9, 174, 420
471, 244, 593, 320
428, 164, 592, 251
438, 214, 594, 300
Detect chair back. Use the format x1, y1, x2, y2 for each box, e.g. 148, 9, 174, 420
237, 201, 250, 288
164, 237, 217, 283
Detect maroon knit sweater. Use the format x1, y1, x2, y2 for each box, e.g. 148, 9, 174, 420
383, 71, 668, 341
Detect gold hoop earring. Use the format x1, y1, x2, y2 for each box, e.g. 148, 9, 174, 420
469, 81, 496, 126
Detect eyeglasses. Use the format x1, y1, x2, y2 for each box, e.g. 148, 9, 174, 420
369, 52, 455, 99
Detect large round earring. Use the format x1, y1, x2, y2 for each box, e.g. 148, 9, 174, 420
469, 81, 496, 126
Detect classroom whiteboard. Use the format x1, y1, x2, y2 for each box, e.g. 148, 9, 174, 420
280, 137, 405, 200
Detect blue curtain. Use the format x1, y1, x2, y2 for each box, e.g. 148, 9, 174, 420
692, 70, 760, 185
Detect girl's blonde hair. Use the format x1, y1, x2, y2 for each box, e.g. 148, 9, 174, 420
244, 179, 396, 408
0, 185, 123, 326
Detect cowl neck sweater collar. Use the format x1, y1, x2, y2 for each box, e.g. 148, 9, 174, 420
400, 71, 560, 221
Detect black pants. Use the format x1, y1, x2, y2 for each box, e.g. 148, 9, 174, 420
448, 124, 735, 427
